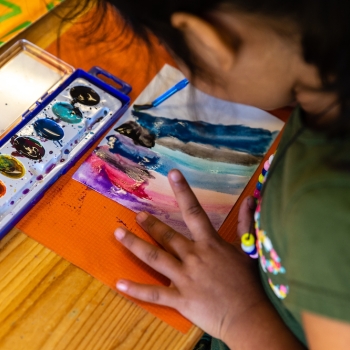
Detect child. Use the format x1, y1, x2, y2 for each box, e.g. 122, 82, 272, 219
84, 1, 350, 348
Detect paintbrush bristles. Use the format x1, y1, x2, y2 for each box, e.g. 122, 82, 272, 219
133, 104, 153, 111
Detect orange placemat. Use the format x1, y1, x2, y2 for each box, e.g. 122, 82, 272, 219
0, 0, 64, 46
16, 5, 291, 333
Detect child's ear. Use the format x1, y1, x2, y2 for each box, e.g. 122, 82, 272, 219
171, 12, 235, 72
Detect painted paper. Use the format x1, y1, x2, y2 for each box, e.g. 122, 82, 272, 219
73, 65, 284, 237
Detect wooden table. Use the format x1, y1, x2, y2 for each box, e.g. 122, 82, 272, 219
0, 2, 203, 349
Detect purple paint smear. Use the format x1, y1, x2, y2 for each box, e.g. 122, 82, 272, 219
74, 155, 233, 238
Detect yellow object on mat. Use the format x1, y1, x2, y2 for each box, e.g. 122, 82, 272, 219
0, 0, 64, 46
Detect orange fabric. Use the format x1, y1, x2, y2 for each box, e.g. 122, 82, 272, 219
16, 6, 291, 333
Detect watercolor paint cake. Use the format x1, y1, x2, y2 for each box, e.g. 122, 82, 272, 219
0, 41, 131, 238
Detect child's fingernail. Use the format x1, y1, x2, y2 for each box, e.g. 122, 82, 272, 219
117, 280, 128, 292
115, 228, 126, 240
136, 212, 148, 223
170, 169, 182, 182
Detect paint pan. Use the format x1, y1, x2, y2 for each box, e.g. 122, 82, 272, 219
0, 40, 132, 238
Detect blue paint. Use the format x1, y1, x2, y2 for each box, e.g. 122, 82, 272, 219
106, 135, 159, 168
33, 118, 64, 141
132, 111, 277, 156
102, 136, 255, 193
151, 144, 256, 177
52, 102, 83, 124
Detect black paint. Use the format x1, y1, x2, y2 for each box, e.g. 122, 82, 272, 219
70, 85, 100, 106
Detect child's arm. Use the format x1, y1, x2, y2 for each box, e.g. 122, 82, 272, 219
303, 312, 350, 349
115, 169, 305, 349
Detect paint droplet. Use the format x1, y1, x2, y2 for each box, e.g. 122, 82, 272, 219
45, 164, 56, 174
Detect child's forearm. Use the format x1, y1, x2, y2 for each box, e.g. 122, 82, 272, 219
222, 297, 306, 350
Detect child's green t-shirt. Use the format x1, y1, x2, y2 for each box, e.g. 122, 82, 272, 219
258, 107, 350, 346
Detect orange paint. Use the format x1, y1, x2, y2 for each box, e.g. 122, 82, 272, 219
0, 180, 6, 198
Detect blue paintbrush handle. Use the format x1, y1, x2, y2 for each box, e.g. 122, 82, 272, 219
152, 78, 189, 107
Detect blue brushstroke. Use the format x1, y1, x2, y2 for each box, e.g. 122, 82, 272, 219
106, 135, 159, 168
151, 144, 254, 193
152, 144, 256, 177
103, 134, 255, 193
132, 110, 277, 156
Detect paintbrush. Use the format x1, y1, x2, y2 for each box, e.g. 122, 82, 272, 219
133, 78, 189, 111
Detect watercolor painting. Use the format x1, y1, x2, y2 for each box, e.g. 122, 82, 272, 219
73, 65, 284, 237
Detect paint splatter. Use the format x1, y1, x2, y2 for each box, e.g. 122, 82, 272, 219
33, 118, 64, 141
0, 180, 6, 198
11, 136, 45, 160
52, 102, 83, 124
70, 85, 100, 106
0, 155, 26, 179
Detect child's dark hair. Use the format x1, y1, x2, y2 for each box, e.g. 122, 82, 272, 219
76, 0, 350, 137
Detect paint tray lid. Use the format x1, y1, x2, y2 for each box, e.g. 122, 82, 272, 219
0, 39, 74, 138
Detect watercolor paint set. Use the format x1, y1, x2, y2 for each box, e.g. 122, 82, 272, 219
0, 40, 131, 239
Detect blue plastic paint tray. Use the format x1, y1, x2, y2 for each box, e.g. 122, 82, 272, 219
0, 40, 131, 238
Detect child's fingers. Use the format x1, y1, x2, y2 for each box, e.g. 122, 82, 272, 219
136, 212, 191, 259
115, 228, 181, 279
168, 169, 216, 241
237, 196, 256, 238
116, 279, 180, 308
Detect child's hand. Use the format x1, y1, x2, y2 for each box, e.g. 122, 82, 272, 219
114, 169, 264, 341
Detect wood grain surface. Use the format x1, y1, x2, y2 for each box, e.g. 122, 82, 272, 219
0, 229, 202, 350
0, 1, 203, 349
